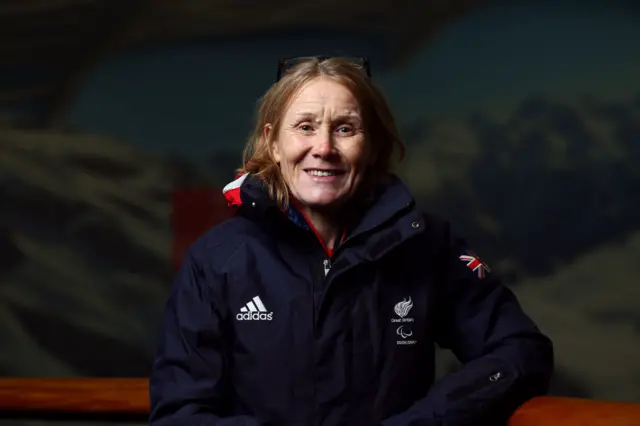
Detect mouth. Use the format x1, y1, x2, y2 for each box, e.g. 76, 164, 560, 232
304, 168, 345, 177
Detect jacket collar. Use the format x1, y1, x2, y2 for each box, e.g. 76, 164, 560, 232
222, 173, 416, 240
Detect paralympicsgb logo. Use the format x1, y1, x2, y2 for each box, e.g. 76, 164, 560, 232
391, 297, 414, 323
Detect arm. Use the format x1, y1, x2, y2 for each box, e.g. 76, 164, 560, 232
149, 248, 260, 426
382, 221, 554, 426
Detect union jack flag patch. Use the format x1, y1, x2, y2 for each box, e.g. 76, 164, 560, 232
459, 251, 491, 279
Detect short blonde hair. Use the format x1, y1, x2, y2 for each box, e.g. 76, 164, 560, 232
240, 57, 405, 206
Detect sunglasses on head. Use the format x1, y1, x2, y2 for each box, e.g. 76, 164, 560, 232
276, 55, 372, 82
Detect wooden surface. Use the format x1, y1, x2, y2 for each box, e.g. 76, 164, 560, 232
1, 378, 640, 424
509, 396, 640, 426
0, 378, 149, 415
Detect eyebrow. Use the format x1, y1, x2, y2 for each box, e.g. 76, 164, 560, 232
293, 111, 362, 122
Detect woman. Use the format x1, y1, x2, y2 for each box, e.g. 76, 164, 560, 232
149, 56, 553, 426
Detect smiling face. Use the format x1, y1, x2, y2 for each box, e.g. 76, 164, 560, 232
268, 77, 372, 213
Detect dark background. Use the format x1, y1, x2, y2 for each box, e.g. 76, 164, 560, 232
0, 1, 638, 423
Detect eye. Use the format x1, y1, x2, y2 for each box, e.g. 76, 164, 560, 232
336, 125, 355, 135
298, 123, 314, 133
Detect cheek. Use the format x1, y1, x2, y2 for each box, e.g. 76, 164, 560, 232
343, 139, 370, 170
278, 135, 308, 166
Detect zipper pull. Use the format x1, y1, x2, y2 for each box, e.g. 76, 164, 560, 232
323, 259, 331, 276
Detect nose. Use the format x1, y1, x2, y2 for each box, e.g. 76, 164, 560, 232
311, 128, 334, 158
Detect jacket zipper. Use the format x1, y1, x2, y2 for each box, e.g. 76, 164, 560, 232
323, 259, 331, 276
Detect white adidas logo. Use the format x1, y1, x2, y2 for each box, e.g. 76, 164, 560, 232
236, 296, 273, 321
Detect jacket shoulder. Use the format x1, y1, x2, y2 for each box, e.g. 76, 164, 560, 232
419, 211, 452, 243
184, 215, 260, 272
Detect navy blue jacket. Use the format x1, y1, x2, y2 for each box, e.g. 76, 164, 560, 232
149, 174, 553, 426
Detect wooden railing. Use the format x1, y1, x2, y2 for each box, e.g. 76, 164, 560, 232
1, 378, 639, 425
0, 378, 148, 421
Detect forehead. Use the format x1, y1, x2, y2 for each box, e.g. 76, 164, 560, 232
285, 77, 360, 116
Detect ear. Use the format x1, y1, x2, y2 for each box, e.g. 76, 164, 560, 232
265, 124, 281, 163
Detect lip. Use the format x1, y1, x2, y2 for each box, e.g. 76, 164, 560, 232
303, 168, 346, 174
303, 168, 346, 182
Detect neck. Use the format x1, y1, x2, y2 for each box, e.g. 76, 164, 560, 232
298, 205, 341, 250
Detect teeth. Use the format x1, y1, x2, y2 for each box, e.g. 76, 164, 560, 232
307, 170, 337, 177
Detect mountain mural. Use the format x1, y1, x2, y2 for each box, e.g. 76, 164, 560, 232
0, 93, 638, 401
406, 93, 640, 402
402, 94, 640, 280
0, 128, 187, 376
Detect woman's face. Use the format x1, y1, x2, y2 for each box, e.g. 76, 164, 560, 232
268, 77, 372, 212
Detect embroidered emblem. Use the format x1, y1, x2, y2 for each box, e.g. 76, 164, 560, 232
459, 251, 491, 279
394, 297, 413, 318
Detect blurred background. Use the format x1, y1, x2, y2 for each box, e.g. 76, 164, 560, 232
0, 0, 639, 421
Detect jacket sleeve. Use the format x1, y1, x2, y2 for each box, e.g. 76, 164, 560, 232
149, 248, 261, 426
381, 221, 554, 426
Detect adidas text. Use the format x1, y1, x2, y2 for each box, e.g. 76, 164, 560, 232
236, 312, 274, 321
236, 296, 273, 321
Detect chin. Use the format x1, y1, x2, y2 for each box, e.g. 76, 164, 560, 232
298, 194, 346, 211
